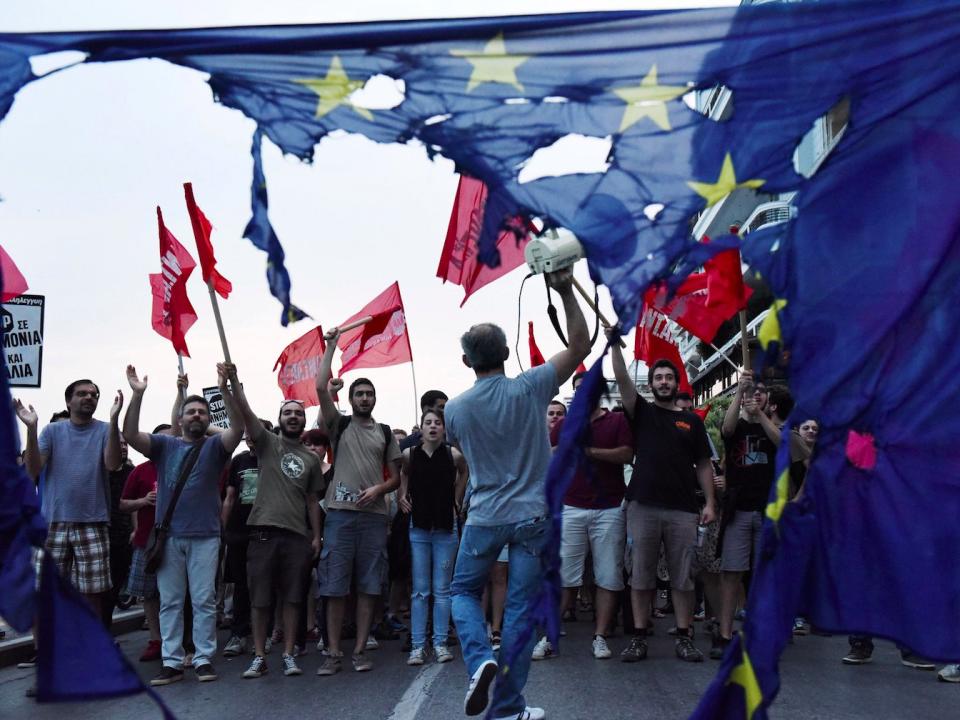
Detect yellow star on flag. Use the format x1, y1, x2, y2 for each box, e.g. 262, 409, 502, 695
613, 65, 687, 132
687, 153, 765, 207
727, 637, 764, 719
292, 56, 373, 121
450, 32, 530, 93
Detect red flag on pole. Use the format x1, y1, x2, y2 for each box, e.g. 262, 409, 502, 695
149, 207, 198, 357
0, 245, 29, 302
634, 302, 693, 395
183, 182, 232, 299
692, 403, 712, 421
704, 246, 751, 316
274, 325, 326, 408
436, 175, 533, 306
528, 321, 546, 367
337, 282, 412, 376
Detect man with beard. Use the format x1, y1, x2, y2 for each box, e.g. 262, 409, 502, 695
124, 364, 242, 686
16, 379, 124, 619
609, 340, 717, 664
221, 363, 324, 679
314, 329, 402, 676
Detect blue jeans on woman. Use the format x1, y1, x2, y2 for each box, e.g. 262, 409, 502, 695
451, 516, 548, 719
410, 524, 459, 649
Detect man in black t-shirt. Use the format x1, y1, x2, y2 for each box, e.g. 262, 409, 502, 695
610, 335, 716, 663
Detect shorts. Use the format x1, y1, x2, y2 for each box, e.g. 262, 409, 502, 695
560, 505, 625, 591
45, 522, 111, 594
626, 503, 697, 592
247, 527, 314, 607
317, 509, 388, 597
719, 511, 763, 573
125, 547, 159, 599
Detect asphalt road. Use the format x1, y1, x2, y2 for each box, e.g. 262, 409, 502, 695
1, 620, 955, 719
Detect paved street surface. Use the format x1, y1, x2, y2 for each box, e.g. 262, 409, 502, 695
1, 620, 954, 719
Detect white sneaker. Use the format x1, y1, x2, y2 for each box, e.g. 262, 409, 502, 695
464, 659, 498, 716
407, 647, 426, 666
592, 635, 612, 659
282, 653, 303, 676
495, 707, 546, 720
365, 636, 380, 651
316, 636, 326, 653
531, 637, 553, 661
434, 644, 454, 663
223, 635, 246, 657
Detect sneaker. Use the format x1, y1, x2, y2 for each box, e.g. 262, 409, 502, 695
491, 631, 502, 652
305, 627, 321, 641
842, 642, 873, 665
435, 645, 454, 663
407, 647, 427, 666
195, 663, 217, 682
464, 659, 498, 716
365, 636, 380, 651
316, 653, 343, 676
621, 635, 648, 663
16, 655, 37, 669
223, 635, 246, 657
293, 644, 305, 658
675, 633, 704, 662
352, 652, 373, 672
271, 628, 284, 644
693, 606, 706, 622
900, 651, 936, 670
495, 708, 546, 720
140, 639, 162, 662
592, 635, 612, 659
150, 666, 184, 686
242, 656, 268, 679
710, 634, 731, 660
183, 653, 194, 668
282, 653, 303, 676
938, 664, 960, 682
386, 614, 408, 633
316, 637, 326, 653
792, 618, 810, 636
531, 636, 553, 661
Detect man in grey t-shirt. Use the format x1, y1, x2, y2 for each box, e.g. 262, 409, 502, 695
16, 378, 124, 618
446, 268, 589, 720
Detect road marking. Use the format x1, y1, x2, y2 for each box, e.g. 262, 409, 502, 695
386, 662, 447, 720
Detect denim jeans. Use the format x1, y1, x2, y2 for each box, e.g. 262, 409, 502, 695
156, 535, 219, 668
451, 516, 548, 718
410, 525, 459, 649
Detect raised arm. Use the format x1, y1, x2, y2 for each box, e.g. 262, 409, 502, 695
544, 268, 591, 386
216, 364, 243, 454
14, 400, 42, 481
169, 373, 188, 437
104, 389, 124, 471
123, 366, 152, 457
315, 328, 343, 433
222, 363, 266, 447
606, 327, 637, 419
722, 369, 752, 439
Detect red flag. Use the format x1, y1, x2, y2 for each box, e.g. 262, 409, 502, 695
692, 403, 712, 421
528, 321, 545, 367
0, 245, 29, 302
337, 282, 412, 376
634, 302, 693, 395
149, 207, 198, 357
705, 246, 750, 315
183, 182, 232, 299
274, 325, 326, 408
436, 175, 533, 306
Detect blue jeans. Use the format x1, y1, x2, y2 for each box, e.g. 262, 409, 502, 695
410, 525, 459, 649
451, 517, 548, 718
156, 535, 219, 668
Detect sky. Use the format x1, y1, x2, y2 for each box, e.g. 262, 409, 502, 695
0, 0, 733, 459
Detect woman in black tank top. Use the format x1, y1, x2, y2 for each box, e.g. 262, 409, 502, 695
398, 409, 467, 666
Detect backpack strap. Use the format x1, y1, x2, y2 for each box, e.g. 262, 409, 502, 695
379, 423, 392, 463
332, 414, 352, 461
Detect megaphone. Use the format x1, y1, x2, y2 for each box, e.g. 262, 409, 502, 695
524, 229, 583, 275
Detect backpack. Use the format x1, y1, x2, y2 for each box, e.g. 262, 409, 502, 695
331, 414, 393, 469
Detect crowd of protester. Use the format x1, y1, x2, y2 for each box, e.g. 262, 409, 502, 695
10, 270, 959, 718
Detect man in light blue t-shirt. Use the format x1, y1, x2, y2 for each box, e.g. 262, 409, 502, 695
445, 268, 589, 720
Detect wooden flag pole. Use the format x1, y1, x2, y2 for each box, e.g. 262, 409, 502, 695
738, 310, 751, 373
334, 315, 373, 334
706, 342, 743, 373
177, 353, 187, 401
207, 280, 232, 364
570, 277, 627, 349
410, 361, 420, 429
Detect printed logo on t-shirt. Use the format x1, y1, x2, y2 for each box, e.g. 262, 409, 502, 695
333, 480, 359, 505
239, 469, 259, 505
733, 435, 769, 467
281, 453, 306, 479
675, 420, 691, 431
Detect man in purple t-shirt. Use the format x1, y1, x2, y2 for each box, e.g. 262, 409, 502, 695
550, 372, 633, 660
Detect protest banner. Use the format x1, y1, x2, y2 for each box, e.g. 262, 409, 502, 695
202, 383, 241, 429
2, 294, 44, 387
